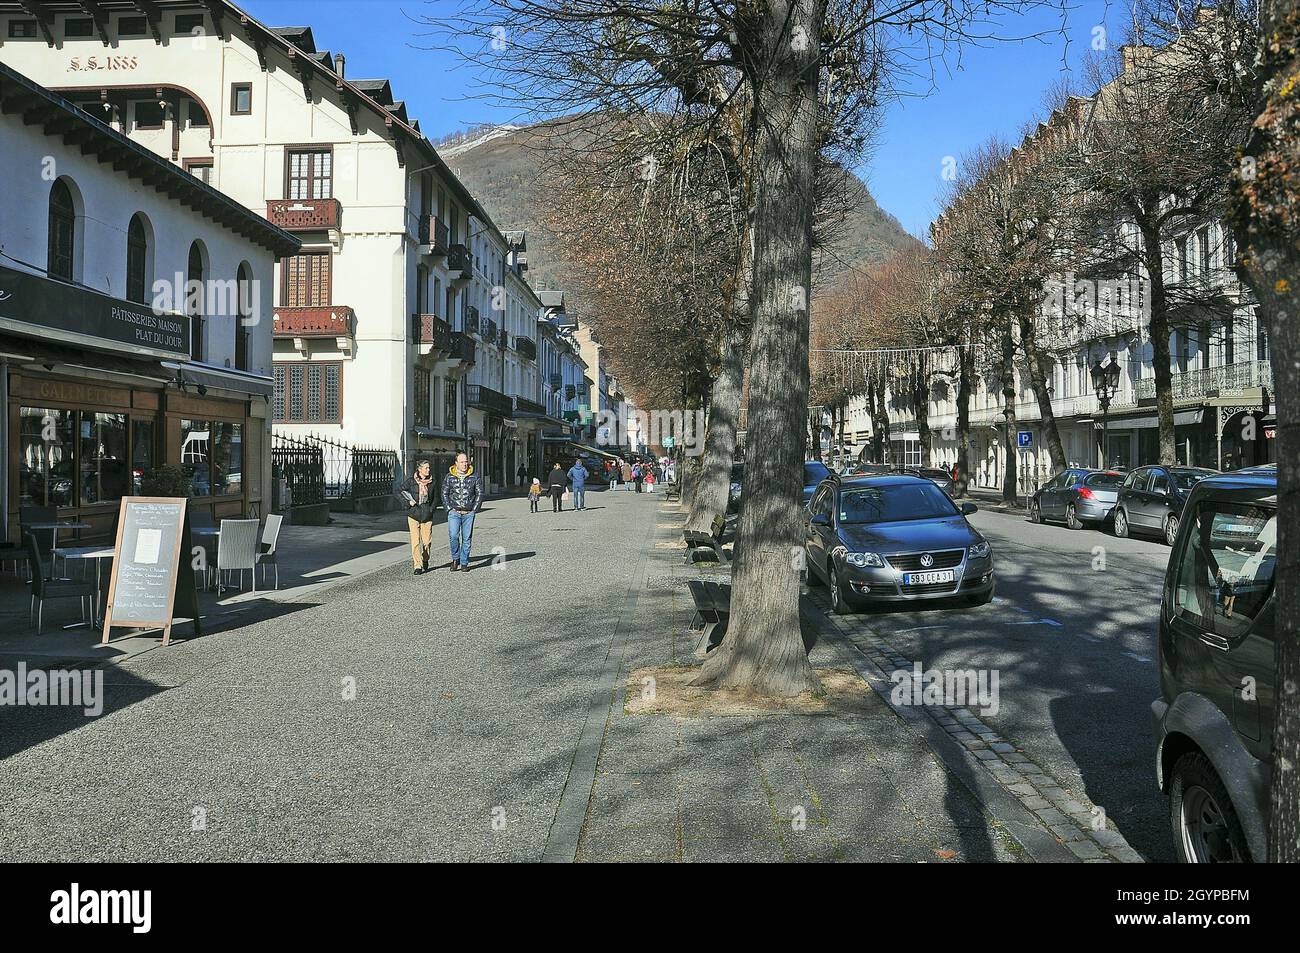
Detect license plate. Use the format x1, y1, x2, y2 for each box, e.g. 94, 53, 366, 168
904, 569, 955, 586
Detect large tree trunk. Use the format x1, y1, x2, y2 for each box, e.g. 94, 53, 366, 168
1139, 220, 1177, 466
913, 357, 932, 466
694, 0, 823, 697
1229, 0, 1299, 863
999, 317, 1018, 503
1019, 309, 1067, 471
955, 343, 973, 497
871, 368, 892, 463
866, 376, 883, 462
686, 319, 748, 531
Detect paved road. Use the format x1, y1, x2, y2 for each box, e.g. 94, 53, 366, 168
0, 486, 658, 861
836, 505, 1175, 860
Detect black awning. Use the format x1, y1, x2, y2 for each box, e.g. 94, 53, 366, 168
168, 363, 273, 398
0, 333, 174, 383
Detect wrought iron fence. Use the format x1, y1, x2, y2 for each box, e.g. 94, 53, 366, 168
271, 431, 400, 506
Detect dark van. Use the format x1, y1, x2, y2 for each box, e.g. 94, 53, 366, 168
1151, 465, 1276, 862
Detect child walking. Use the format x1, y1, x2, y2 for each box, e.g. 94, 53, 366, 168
528, 477, 541, 513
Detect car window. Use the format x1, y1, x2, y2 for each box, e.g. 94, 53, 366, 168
1173, 470, 1212, 491
1150, 471, 1171, 494
1124, 468, 1148, 491
815, 487, 834, 519
1171, 501, 1277, 639
804, 462, 829, 485
1085, 472, 1124, 488
838, 483, 958, 524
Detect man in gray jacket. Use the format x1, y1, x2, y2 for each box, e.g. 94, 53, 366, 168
441, 451, 483, 572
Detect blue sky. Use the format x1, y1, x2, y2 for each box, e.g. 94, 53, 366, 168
241, 0, 1123, 238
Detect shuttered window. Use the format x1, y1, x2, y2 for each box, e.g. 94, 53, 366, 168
275, 363, 342, 423
281, 252, 331, 307
287, 149, 332, 200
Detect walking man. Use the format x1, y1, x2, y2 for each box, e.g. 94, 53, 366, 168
396, 458, 437, 575
516, 461, 528, 488
633, 462, 644, 493
547, 462, 567, 511
568, 458, 589, 511
441, 451, 483, 572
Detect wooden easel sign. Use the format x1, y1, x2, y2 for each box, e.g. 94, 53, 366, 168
101, 497, 202, 646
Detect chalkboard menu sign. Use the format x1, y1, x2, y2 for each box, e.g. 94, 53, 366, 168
101, 497, 202, 646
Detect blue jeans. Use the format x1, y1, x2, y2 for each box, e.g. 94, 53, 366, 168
573, 485, 586, 509
448, 509, 475, 566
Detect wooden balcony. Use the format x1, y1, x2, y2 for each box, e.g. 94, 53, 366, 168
417, 215, 450, 257
266, 197, 342, 231
412, 313, 455, 356
275, 306, 354, 336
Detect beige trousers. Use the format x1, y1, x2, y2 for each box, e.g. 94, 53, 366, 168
408, 516, 433, 568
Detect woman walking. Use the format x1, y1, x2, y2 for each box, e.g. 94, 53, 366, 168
547, 462, 567, 512
395, 458, 437, 575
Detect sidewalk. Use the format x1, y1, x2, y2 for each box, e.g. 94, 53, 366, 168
0, 509, 414, 669
573, 499, 1030, 862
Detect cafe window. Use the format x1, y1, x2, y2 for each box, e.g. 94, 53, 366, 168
275, 363, 342, 423
287, 149, 332, 200
180, 419, 243, 497
18, 408, 76, 508
281, 252, 331, 308
131, 419, 155, 495
414, 367, 431, 428
79, 413, 129, 506
47, 179, 76, 281
127, 213, 149, 304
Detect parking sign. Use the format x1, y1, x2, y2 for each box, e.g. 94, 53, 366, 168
1017, 431, 1034, 450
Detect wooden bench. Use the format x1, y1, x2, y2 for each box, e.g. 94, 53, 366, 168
688, 579, 732, 655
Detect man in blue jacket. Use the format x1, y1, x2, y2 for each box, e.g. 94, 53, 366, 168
567, 458, 589, 511
441, 451, 483, 571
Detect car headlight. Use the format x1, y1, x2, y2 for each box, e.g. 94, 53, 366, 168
968, 541, 991, 560
844, 552, 884, 568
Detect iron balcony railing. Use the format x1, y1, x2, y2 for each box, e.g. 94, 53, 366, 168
513, 395, 546, 416
466, 383, 513, 417
515, 335, 537, 361
448, 243, 473, 275
1135, 360, 1272, 402
417, 214, 449, 253
454, 331, 476, 364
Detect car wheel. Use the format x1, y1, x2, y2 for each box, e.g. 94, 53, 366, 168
1029, 500, 1042, 524
1164, 513, 1180, 547
828, 563, 854, 615
804, 547, 824, 587
1170, 752, 1251, 863
1113, 508, 1130, 538
1065, 503, 1082, 530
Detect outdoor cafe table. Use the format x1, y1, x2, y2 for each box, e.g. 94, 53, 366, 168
26, 521, 91, 579
51, 545, 113, 628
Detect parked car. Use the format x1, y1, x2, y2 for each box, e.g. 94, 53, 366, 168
803, 474, 994, 614
1114, 465, 1218, 545
852, 462, 892, 476
1029, 468, 1125, 529
802, 461, 830, 505
1151, 467, 1276, 862
911, 467, 956, 497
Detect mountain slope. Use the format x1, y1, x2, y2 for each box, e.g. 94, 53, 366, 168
441, 119, 917, 299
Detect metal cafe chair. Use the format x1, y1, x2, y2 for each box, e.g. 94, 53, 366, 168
214, 519, 261, 594
23, 534, 95, 634
257, 514, 284, 590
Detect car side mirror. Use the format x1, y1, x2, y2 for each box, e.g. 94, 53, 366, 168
811, 513, 831, 527
961, 502, 978, 515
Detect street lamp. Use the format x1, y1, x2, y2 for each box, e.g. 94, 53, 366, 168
1090, 357, 1123, 469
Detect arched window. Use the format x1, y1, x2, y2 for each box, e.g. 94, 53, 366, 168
235, 262, 252, 371
47, 180, 76, 280
187, 242, 205, 362
126, 214, 149, 303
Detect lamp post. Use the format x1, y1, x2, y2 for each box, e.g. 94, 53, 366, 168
1090, 357, 1122, 469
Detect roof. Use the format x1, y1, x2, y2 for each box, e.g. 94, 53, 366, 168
0, 60, 299, 257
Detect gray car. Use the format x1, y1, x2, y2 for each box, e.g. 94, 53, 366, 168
1114, 465, 1218, 546
1030, 468, 1124, 529
804, 475, 994, 614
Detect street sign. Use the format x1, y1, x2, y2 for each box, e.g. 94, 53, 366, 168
1017, 430, 1034, 450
